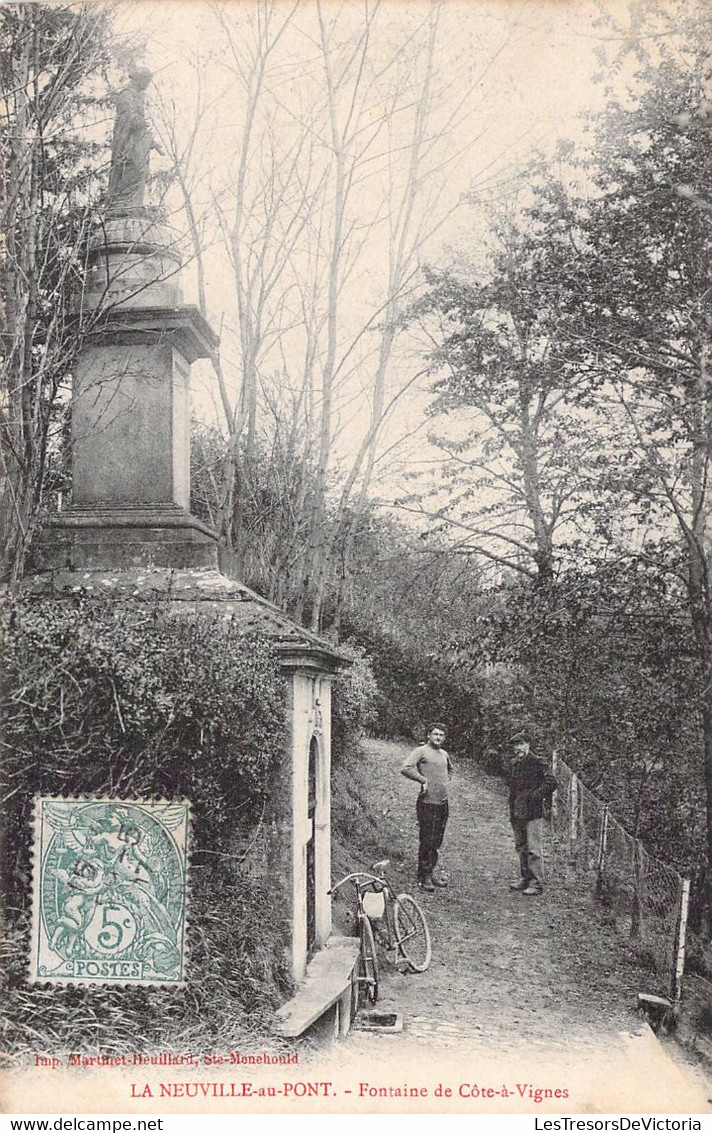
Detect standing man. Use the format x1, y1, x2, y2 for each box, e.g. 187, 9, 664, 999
401, 722, 452, 893
508, 732, 557, 896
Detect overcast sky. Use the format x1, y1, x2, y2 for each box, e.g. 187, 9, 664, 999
103, 1, 646, 493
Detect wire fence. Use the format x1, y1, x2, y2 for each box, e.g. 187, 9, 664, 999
549, 753, 689, 1002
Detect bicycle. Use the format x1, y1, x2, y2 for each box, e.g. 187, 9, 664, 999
329, 858, 431, 1007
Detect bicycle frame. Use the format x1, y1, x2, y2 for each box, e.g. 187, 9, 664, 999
330, 861, 422, 971
328, 870, 382, 1003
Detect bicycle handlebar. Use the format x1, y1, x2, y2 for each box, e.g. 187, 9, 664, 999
329, 870, 386, 895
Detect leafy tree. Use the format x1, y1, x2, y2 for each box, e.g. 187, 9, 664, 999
404, 190, 611, 584
403, 0, 712, 924
471, 559, 702, 867
332, 510, 486, 752
562, 1, 712, 923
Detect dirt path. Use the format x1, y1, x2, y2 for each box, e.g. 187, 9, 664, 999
320, 740, 712, 1112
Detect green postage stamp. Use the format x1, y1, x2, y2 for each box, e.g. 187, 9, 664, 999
31, 798, 190, 986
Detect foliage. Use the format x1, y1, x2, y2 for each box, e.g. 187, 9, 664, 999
405, 196, 599, 583
1, 598, 286, 841
475, 666, 529, 775
191, 420, 326, 620
0, 597, 292, 1046
302, 511, 488, 758
341, 617, 484, 758
553, 3, 712, 914
404, 1, 712, 924
330, 642, 378, 765
331, 739, 411, 876
471, 561, 703, 875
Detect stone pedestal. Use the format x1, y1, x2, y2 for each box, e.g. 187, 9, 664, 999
81, 211, 184, 313
39, 208, 219, 571
37, 505, 219, 571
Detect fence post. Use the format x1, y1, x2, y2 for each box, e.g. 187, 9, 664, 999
630, 838, 643, 939
551, 750, 559, 827
569, 775, 579, 842
595, 804, 610, 898
671, 878, 691, 1002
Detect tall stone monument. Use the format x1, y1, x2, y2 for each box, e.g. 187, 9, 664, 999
28, 66, 346, 999
44, 66, 219, 570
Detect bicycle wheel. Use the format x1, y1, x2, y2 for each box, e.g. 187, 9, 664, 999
357, 912, 379, 1005
393, 892, 431, 973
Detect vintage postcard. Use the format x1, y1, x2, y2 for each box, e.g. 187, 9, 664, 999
2, 0, 711, 1119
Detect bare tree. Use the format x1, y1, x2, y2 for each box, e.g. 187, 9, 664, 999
163, 0, 519, 627
0, 3, 115, 588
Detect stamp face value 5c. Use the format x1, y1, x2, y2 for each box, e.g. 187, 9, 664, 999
31, 798, 190, 985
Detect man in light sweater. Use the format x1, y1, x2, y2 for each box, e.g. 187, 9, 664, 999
400, 723, 453, 893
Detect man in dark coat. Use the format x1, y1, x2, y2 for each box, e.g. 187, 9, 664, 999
508, 732, 557, 896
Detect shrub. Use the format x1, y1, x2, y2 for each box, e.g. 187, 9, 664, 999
477, 667, 533, 773
338, 621, 483, 758
0, 597, 292, 1053
331, 642, 378, 764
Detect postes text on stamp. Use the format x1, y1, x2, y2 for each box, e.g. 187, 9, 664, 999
31, 798, 190, 985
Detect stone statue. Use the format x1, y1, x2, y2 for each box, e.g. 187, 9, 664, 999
107, 66, 162, 211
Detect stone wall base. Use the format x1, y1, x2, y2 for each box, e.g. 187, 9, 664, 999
32, 505, 219, 571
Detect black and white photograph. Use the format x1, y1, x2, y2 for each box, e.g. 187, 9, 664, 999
1, 0, 712, 1118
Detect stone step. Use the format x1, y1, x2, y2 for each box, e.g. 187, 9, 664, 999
276, 936, 361, 1038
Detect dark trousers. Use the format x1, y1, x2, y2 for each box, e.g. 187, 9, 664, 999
416, 796, 449, 880
511, 816, 544, 885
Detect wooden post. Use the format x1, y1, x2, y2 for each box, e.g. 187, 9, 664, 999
569, 774, 579, 842
551, 750, 559, 827
595, 805, 610, 898
672, 878, 691, 1002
